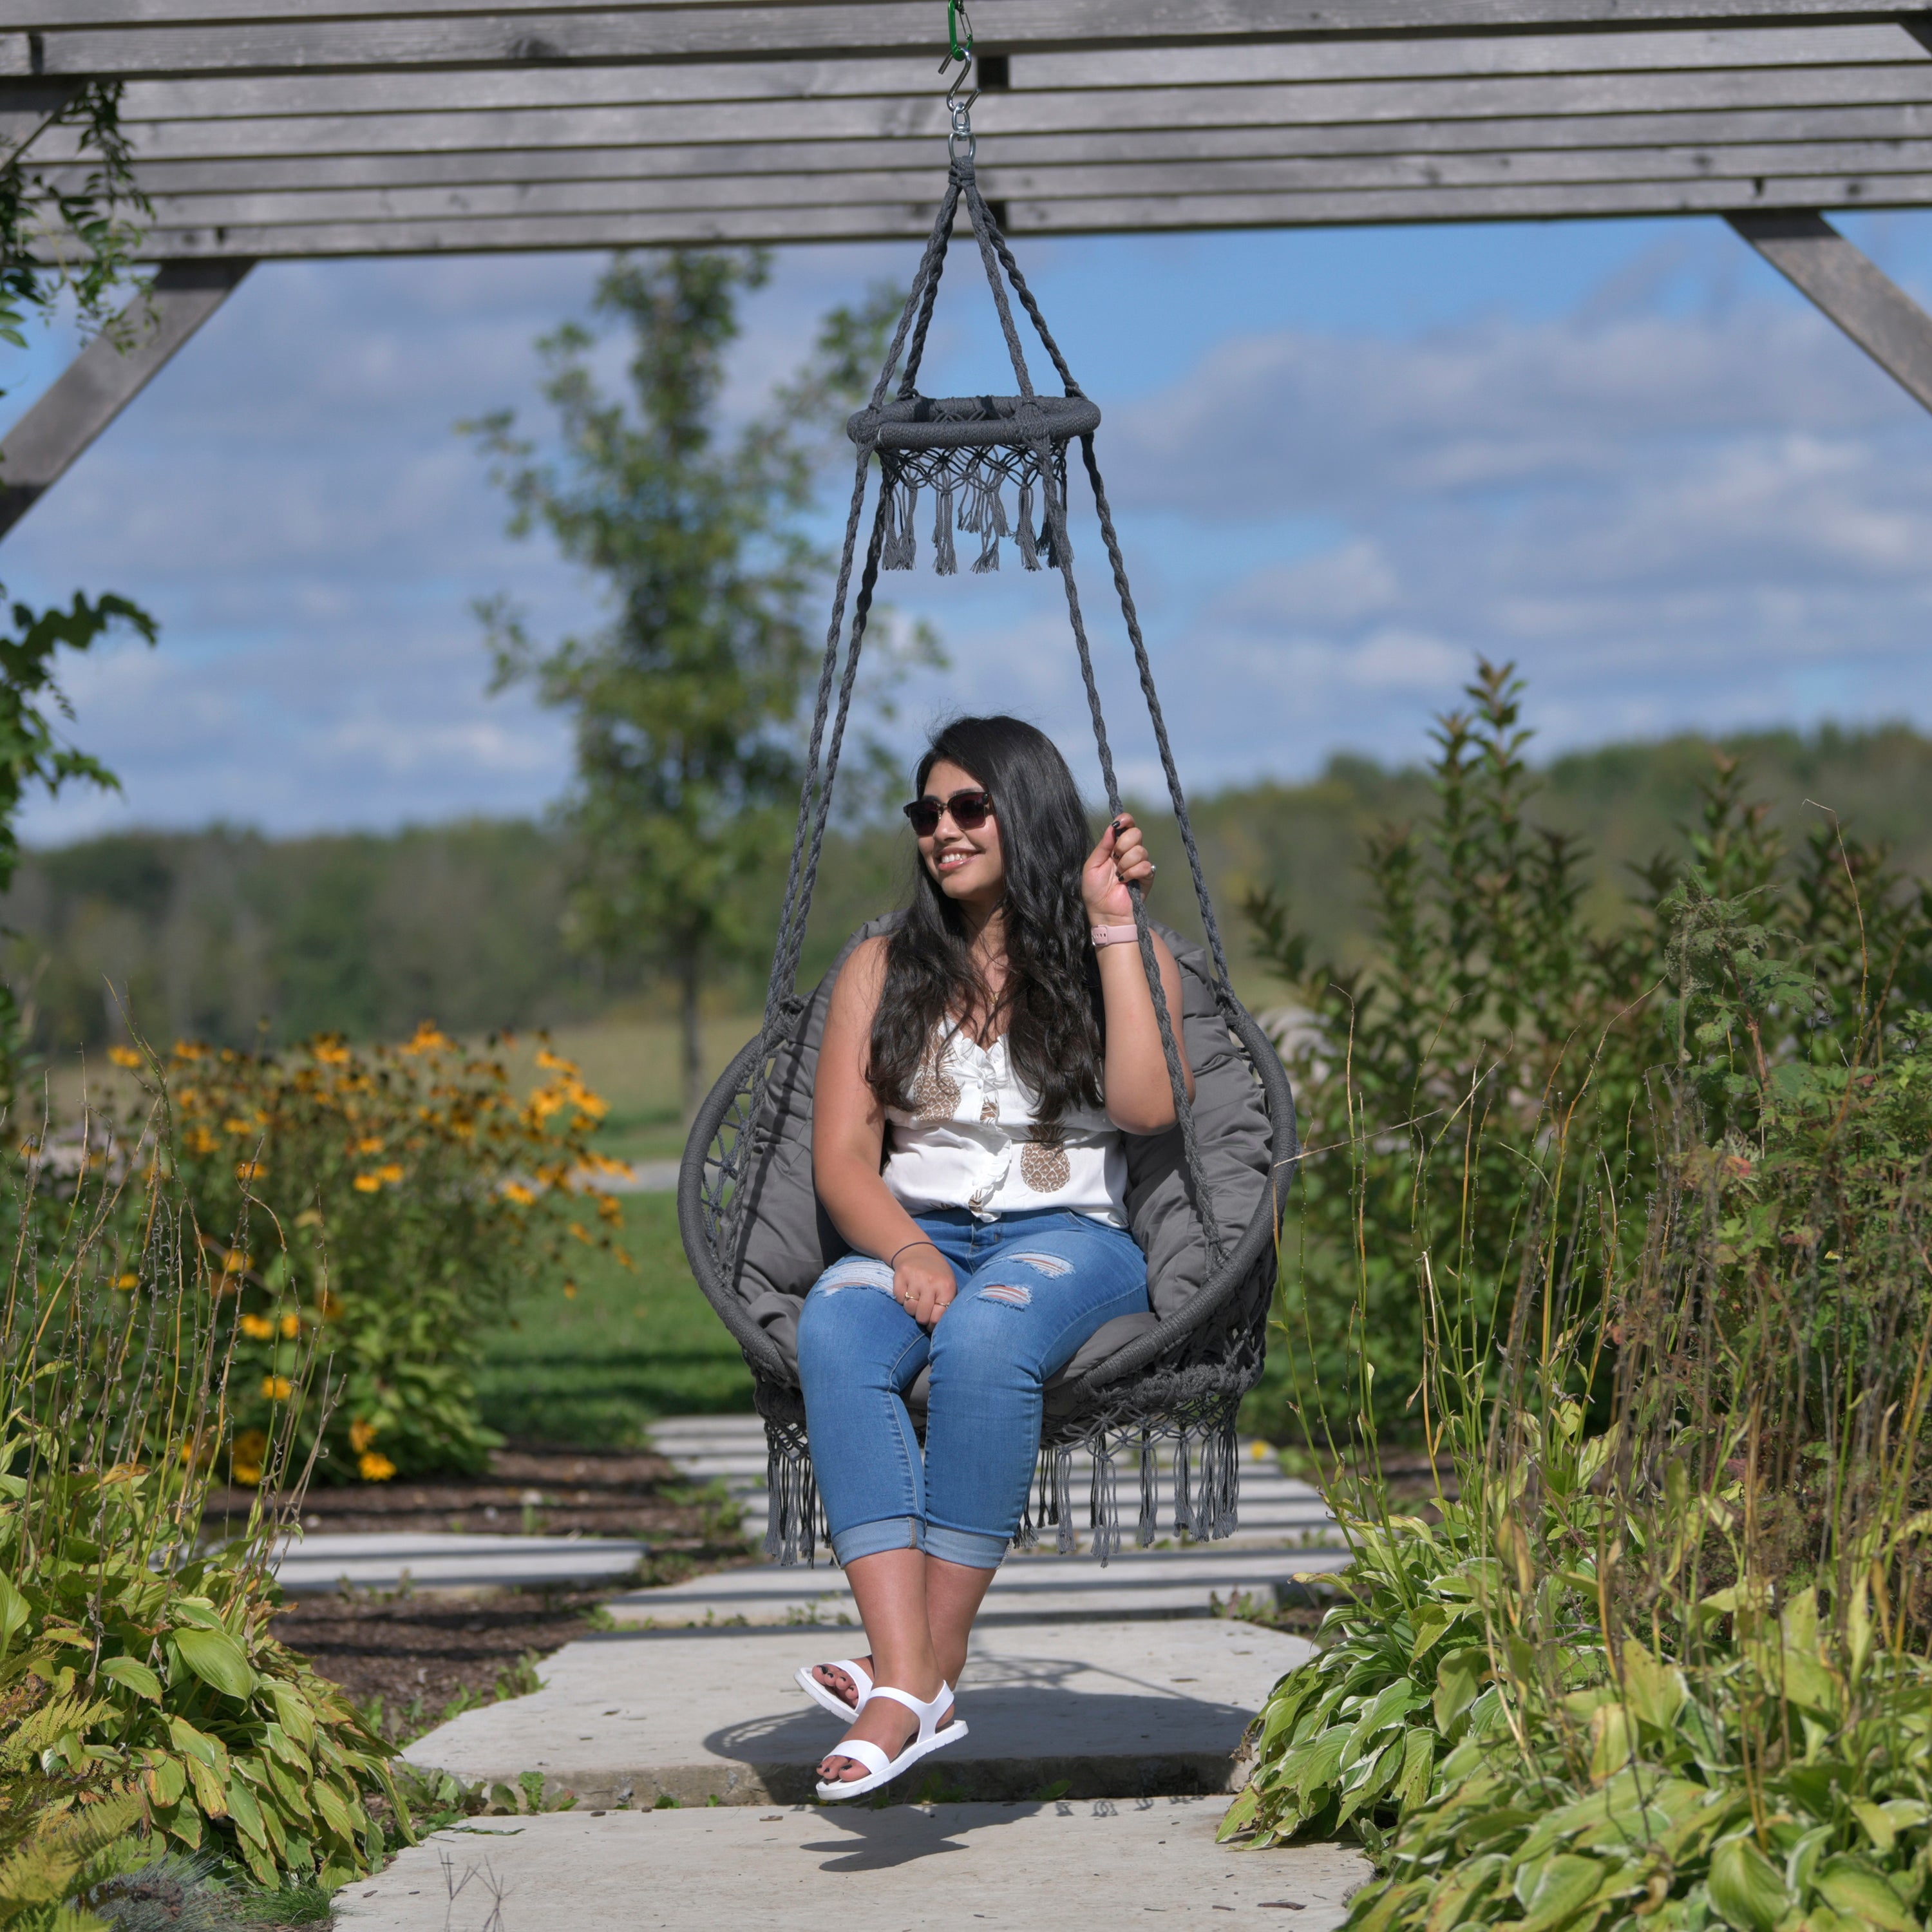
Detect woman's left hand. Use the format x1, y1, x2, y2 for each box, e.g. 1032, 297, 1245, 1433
1083, 812, 1155, 922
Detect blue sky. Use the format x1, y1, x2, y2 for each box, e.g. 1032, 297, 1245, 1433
3, 207, 1931, 843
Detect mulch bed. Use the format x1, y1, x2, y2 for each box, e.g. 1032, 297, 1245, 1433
202, 1443, 757, 1737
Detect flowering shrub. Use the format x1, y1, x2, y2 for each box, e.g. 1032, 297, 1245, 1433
106, 1024, 629, 1481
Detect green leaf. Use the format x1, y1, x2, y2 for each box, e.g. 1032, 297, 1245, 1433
1619, 1643, 1687, 1732
225, 1772, 269, 1849
1707, 1833, 1790, 1931
1396, 1726, 1434, 1814
0, 1571, 30, 1646
1434, 1648, 1488, 1732
1814, 1855, 1917, 1931
97, 1654, 162, 1701
311, 1779, 357, 1846
173, 1625, 256, 1700
1518, 1853, 1605, 1932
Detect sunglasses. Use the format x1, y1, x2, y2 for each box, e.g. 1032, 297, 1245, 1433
902, 788, 994, 837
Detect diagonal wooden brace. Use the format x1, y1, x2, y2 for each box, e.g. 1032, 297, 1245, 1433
1728, 211, 1932, 416
0, 257, 254, 540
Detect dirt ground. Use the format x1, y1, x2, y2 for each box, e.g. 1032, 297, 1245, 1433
221, 1443, 755, 1737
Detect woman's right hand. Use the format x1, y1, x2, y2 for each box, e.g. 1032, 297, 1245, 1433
894, 1245, 958, 1327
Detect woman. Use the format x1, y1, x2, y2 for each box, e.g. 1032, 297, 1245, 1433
795, 714, 1193, 1801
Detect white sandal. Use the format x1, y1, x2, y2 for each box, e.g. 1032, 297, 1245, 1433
795, 1658, 874, 1721
813, 1683, 968, 1803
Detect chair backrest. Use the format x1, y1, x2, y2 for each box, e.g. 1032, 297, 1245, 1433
717, 919, 1274, 1383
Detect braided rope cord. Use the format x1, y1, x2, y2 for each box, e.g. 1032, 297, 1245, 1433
956, 167, 1226, 1260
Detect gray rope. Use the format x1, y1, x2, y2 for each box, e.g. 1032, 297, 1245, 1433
1078, 435, 1234, 996
960, 171, 1225, 1260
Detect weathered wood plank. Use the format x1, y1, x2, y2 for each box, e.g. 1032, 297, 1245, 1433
35, 19, 1918, 124
129, 170, 1932, 259
91, 138, 1932, 231
28, 64, 1932, 167
4, 1, 1920, 84
1729, 207, 1932, 409
0, 257, 250, 538
51, 104, 1932, 198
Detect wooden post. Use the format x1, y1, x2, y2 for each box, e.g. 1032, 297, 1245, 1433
1727, 211, 1932, 415
0, 258, 253, 540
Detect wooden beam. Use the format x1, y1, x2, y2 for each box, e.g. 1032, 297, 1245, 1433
41, 105, 1932, 201
126, 173, 1932, 259
28, 63, 1932, 171
1728, 208, 1932, 410
5, 0, 1922, 84
30, 19, 1919, 122
86, 138, 1932, 232
0, 258, 251, 538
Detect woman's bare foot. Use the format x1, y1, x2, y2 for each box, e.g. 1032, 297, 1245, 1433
810, 1656, 875, 1712
817, 1678, 954, 1785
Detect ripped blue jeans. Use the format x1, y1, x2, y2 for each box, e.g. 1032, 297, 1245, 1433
796, 1207, 1149, 1569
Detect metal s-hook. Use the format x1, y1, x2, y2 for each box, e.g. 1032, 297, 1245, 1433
947, 71, 979, 164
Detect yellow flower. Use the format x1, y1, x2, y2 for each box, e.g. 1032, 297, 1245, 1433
113, 1273, 138, 1291
375, 1162, 405, 1186
185, 1126, 219, 1157
240, 1313, 275, 1341
595, 1192, 623, 1226
234, 1160, 267, 1182
261, 1375, 292, 1401
348, 1418, 378, 1453
502, 1180, 537, 1207
222, 1251, 251, 1274
312, 1037, 352, 1067
223, 1117, 255, 1136
356, 1135, 384, 1155
401, 1021, 455, 1056
534, 1046, 576, 1074
358, 1450, 397, 1482
231, 1428, 268, 1487
563, 1281, 578, 1300
279, 1312, 301, 1339
352, 1174, 382, 1193
108, 1045, 143, 1070
568, 1222, 591, 1245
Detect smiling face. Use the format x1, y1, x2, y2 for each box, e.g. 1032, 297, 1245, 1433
916, 757, 1007, 911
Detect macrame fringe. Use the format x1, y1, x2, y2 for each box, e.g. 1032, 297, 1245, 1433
933, 475, 957, 575
1198, 1411, 1240, 1539
1172, 1428, 1194, 1540
764, 1435, 821, 1568
1088, 1433, 1121, 1566
1017, 475, 1039, 569
884, 477, 919, 571
1136, 1429, 1159, 1548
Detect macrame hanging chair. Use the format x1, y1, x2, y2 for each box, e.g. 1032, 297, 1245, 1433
677, 133, 1298, 1567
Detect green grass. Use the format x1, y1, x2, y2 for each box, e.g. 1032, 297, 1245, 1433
475, 1193, 754, 1444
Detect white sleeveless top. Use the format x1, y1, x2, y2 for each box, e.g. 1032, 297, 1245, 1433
882, 1026, 1126, 1227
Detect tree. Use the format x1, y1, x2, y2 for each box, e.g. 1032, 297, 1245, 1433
468, 249, 931, 1119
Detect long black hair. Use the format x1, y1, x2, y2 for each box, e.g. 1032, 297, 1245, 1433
869, 715, 1104, 1127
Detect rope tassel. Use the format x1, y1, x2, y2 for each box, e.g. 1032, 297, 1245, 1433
1089, 1432, 1121, 1566
1173, 1428, 1194, 1541
1018, 474, 1039, 569
933, 475, 957, 576
1137, 1430, 1159, 1548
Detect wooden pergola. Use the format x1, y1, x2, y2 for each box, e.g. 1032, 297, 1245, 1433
5, 0, 1932, 535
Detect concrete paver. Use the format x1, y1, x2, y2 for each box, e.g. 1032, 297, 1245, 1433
607, 1545, 1349, 1627
401, 1618, 1311, 1807
334, 1799, 1371, 1932
271, 1532, 646, 1596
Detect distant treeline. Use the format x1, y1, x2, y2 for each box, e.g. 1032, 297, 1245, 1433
10, 721, 1931, 1057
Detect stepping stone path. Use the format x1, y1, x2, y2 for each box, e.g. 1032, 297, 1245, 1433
345, 1417, 1364, 1928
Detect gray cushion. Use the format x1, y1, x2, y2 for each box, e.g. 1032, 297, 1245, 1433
731, 919, 1271, 1387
